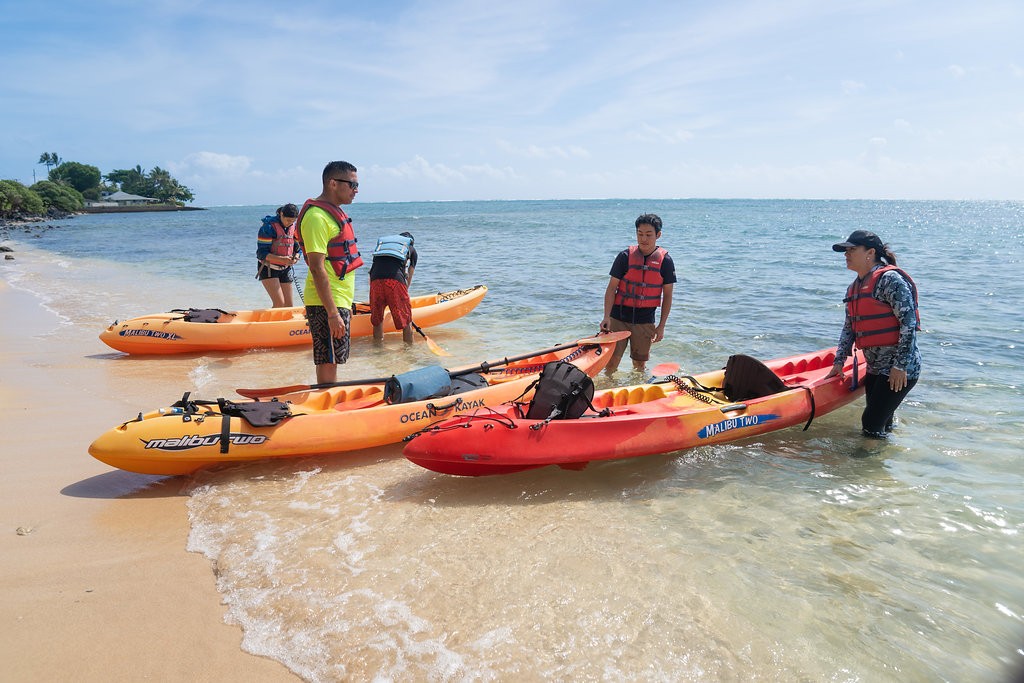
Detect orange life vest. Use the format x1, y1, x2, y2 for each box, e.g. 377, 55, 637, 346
845, 265, 920, 347
296, 199, 364, 279
614, 246, 666, 308
268, 219, 296, 258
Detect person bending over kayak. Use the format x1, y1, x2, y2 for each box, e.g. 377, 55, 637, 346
369, 231, 418, 344
600, 213, 676, 374
825, 229, 921, 439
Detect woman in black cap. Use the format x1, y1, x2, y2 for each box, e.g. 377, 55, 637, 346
826, 230, 921, 438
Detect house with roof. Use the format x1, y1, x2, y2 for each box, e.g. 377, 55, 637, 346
87, 191, 160, 208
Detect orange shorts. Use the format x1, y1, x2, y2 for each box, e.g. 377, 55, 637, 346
369, 278, 412, 330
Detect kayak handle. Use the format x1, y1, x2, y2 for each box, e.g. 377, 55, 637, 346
719, 403, 747, 413
426, 397, 464, 413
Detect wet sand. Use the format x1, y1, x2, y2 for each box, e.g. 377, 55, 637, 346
0, 281, 296, 681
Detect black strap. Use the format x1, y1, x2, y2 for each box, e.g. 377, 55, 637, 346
668, 375, 720, 405
800, 386, 817, 431
678, 374, 720, 392
220, 413, 231, 453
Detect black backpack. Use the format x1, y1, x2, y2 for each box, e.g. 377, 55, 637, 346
523, 360, 600, 422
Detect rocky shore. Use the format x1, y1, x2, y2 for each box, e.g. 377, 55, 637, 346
0, 213, 75, 258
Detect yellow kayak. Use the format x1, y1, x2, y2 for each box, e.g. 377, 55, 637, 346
87, 331, 628, 475
99, 285, 486, 354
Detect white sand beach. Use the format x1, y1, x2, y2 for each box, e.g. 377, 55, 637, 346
0, 281, 296, 681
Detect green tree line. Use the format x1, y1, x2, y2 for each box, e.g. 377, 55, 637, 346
0, 153, 195, 219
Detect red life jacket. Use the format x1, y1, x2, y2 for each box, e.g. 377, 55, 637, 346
614, 246, 666, 308
268, 219, 296, 258
845, 265, 921, 347
296, 199, 364, 279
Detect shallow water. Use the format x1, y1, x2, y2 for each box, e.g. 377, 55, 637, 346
3, 199, 1022, 681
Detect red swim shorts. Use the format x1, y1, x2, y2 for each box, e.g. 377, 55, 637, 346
369, 278, 412, 330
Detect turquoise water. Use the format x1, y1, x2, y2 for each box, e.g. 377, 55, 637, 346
2, 199, 1022, 681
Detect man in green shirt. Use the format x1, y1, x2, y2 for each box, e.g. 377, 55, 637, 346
296, 160, 362, 384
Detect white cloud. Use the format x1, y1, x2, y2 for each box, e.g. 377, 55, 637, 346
169, 152, 252, 175
948, 64, 967, 79
496, 140, 590, 160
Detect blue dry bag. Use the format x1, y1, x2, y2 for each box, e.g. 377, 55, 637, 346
384, 365, 452, 404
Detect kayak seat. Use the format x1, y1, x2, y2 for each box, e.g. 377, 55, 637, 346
333, 389, 386, 412
251, 308, 297, 323
644, 384, 669, 401
306, 390, 338, 411
593, 384, 669, 410
722, 354, 789, 402
778, 352, 835, 378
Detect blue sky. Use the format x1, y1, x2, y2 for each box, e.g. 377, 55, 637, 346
2, 1, 1022, 205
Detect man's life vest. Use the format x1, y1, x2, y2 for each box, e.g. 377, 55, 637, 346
613, 245, 666, 309
267, 218, 296, 258
296, 199, 364, 279
845, 265, 921, 347
372, 234, 413, 262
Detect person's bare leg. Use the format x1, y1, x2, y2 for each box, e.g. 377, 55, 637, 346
315, 363, 337, 384
261, 279, 286, 307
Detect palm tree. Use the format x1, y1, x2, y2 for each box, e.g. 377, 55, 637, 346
37, 152, 61, 174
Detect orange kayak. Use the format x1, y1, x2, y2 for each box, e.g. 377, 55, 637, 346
403, 347, 866, 476
99, 285, 486, 354
87, 331, 628, 475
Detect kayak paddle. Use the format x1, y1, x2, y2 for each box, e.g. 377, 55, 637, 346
648, 362, 681, 381
411, 321, 451, 356
235, 330, 629, 399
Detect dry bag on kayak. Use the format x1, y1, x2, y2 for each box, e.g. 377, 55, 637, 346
384, 365, 452, 404
524, 360, 597, 421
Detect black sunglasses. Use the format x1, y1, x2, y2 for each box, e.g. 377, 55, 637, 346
332, 178, 358, 190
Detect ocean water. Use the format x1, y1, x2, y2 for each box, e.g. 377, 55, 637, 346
2, 199, 1022, 681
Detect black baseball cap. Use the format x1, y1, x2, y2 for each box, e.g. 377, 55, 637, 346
832, 230, 884, 252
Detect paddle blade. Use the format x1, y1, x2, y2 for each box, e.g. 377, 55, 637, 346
650, 362, 680, 376
413, 322, 451, 356
236, 384, 309, 399
424, 335, 452, 356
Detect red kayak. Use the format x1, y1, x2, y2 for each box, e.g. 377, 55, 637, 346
403, 347, 866, 476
